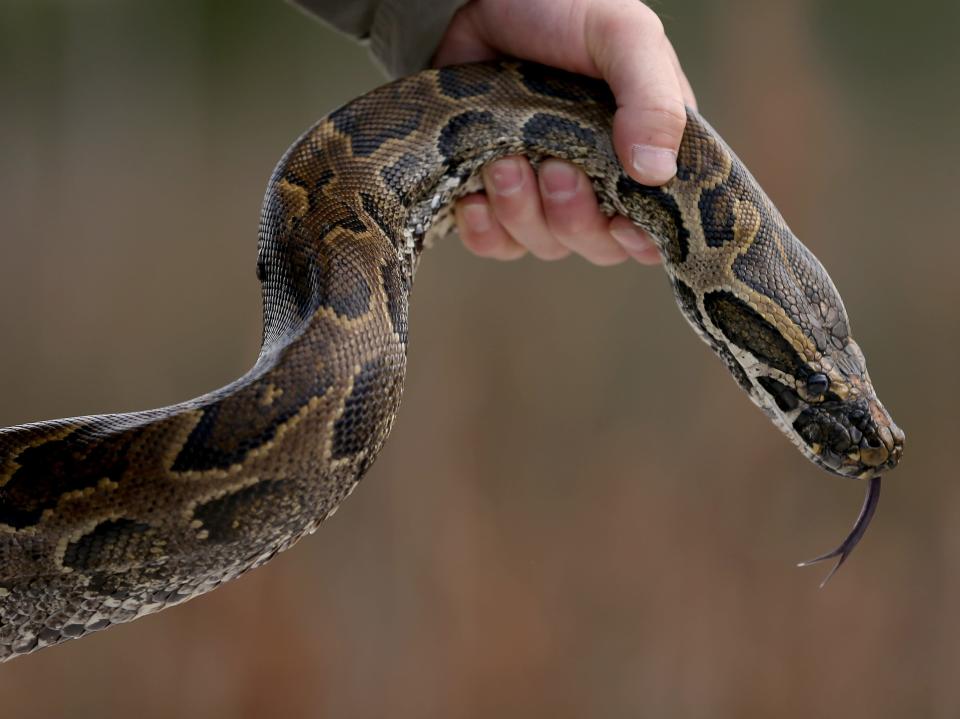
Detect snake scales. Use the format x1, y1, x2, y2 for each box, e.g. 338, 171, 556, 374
0, 62, 904, 661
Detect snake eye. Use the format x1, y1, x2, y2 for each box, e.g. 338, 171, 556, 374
806, 373, 830, 398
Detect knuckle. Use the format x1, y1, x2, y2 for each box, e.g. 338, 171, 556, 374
591, 1, 664, 43
590, 11, 621, 46
643, 94, 688, 126
634, 95, 688, 142
635, 3, 665, 37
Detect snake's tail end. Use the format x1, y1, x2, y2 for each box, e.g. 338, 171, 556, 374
796, 476, 882, 588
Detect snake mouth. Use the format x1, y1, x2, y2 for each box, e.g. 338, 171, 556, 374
793, 399, 904, 478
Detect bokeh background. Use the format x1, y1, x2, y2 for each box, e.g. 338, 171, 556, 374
0, 0, 956, 716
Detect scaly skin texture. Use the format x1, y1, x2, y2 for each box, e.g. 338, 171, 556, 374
0, 62, 903, 661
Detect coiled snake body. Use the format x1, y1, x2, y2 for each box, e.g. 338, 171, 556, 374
0, 62, 903, 661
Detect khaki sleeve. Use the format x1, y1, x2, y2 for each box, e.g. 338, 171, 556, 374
289, 0, 471, 78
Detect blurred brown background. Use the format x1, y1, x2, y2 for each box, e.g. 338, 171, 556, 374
0, 0, 956, 716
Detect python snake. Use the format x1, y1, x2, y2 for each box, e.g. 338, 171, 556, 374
0, 62, 904, 661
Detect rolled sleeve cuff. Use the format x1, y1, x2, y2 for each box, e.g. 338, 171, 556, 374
290, 0, 470, 78
369, 0, 470, 77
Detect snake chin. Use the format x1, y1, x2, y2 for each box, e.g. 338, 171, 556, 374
793, 397, 904, 479
748, 369, 904, 478
757, 381, 905, 479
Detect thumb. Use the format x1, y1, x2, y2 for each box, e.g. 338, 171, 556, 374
585, 2, 688, 186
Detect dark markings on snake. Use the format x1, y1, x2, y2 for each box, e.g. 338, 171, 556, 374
517, 62, 612, 105
281, 170, 311, 192
315, 166, 334, 187
172, 374, 330, 473
318, 252, 372, 319
266, 207, 371, 322
731, 234, 801, 333
359, 191, 399, 247
437, 110, 498, 162
734, 229, 851, 352
673, 280, 752, 390
698, 324, 752, 392
757, 376, 801, 412
276, 242, 318, 321
660, 193, 690, 263
793, 405, 859, 456
822, 390, 845, 405
697, 184, 736, 247
193, 480, 288, 543
381, 152, 425, 205
380, 257, 409, 342
305, 168, 336, 208
62, 518, 151, 572
0, 431, 133, 529
437, 65, 492, 98
85, 571, 119, 597
319, 207, 367, 237
329, 97, 423, 157
675, 118, 726, 184
673, 278, 707, 335
522, 113, 596, 154
618, 176, 690, 263
331, 357, 394, 459
703, 291, 806, 375
259, 173, 332, 320
718, 344, 753, 392
173, 403, 257, 472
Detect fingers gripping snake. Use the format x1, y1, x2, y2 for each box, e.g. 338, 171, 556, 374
0, 62, 904, 661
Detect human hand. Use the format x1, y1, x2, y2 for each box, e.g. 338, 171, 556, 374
434, 0, 697, 266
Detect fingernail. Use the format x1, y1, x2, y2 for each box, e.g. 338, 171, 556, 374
462, 203, 492, 233
609, 224, 651, 250
541, 161, 579, 200
631, 144, 678, 184
489, 158, 524, 195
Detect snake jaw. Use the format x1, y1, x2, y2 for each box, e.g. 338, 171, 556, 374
797, 476, 882, 587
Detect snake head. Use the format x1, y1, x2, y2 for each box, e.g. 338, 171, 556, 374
755, 338, 904, 479
691, 284, 905, 480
